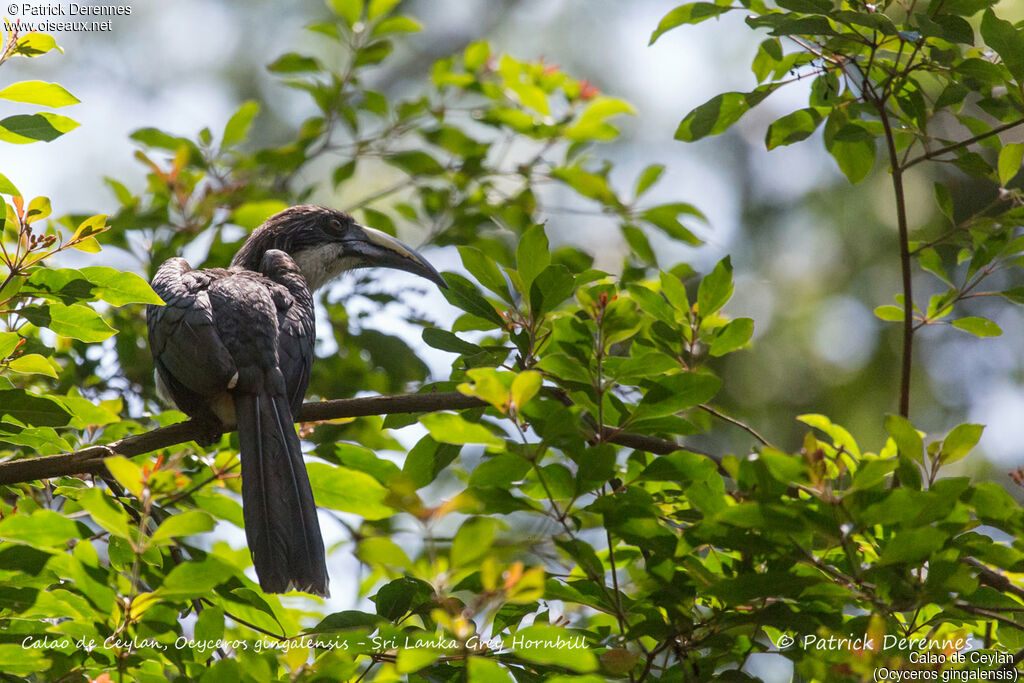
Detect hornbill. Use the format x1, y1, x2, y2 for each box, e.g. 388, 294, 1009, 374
147, 205, 446, 597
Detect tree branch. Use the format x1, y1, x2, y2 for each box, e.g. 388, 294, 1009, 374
875, 98, 915, 418
904, 117, 1024, 171
0, 391, 712, 487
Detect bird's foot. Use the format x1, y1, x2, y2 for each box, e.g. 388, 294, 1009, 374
191, 418, 225, 447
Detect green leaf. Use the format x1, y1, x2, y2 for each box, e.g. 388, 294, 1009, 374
357, 537, 411, 569
877, 527, 947, 565
310, 609, 381, 632
0, 273, 26, 302
0, 173, 20, 196
423, 328, 483, 356
636, 373, 722, 419
0, 389, 71, 427
458, 246, 511, 302
79, 266, 165, 305
70, 215, 107, 244
12, 32, 62, 57
105, 455, 145, 498
530, 264, 575, 315
941, 423, 984, 464
884, 414, 924, 462
355, 39, 394, 66
798, 413, 861, 458
511, 625, 597, 672
998, 142, 1023, 186
421, 412, 502, 446
0, 113, 79, 143
333, 160, 356, 187
327, 0, 362, 26
824, 113, 876, 184
451, 517, 498, 566
650, 3, 732, 44
373, 576, 432, 620
0, 332, 19, 358
641, 203, 705, 245
372, 15, 423, 35
659, 270, 690, 313
564, 96, 636, 141
0, 645, 48, 678
56, 394, 120, 428
267, 53, 322, 73
6, 354, 56, 377
396, 648, 440, 674
150, 510, 216, 545
232, 200, 288, 230
874, 304, 904, 321
470, 453, 531, 487
0, 81, 79, 107
850, 458, 898, 491
551, 166, 617, 205
778, 0, 833, 11
77, 487, 133, 540
510, 371, 542, 409
516, 224, 551, 292
464, 41, 490, 70
159, 556, 236, 599
981, 9, 1024, 84
0, 509, 82, 547
766, 107, 825, 150
918, 248, 950, 284
19, 303, 116, 342
970, 481, 1019, 521
634, 164, 665, 198
386, 150, 444, 175
403, 436, 460, 488
222, 101, 260, 147
674, 86, 778, 142
308, 463, 393, 520
951, 316, 1001, 337
709, 317, 753, 356
605, 352, 681, 382
697, 256, 733, 316
195, 605, 225, 647
24, 196, 50, 224
440, 272, 505, 328
459, 367, 509, 413
368, 0, 400, 19
467, 658, 516, 683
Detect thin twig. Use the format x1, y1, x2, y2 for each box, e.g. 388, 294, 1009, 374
904, 118, 1024, 171
699, 405, 771, 447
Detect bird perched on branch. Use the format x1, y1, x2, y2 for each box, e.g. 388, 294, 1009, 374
147, 206, 446, 597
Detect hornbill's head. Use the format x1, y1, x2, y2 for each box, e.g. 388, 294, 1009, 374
231, 205, 446, 291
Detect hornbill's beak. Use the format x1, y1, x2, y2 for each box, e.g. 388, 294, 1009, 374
345, 225, 448, 289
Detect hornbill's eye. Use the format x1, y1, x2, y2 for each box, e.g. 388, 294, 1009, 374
326, 217, 345, 236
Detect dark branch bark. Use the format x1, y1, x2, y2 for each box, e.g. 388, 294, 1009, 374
0, 391, 710, 487
875, 97, 914, 418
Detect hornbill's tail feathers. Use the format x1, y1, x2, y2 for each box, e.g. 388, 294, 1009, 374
234, 391, 329, 597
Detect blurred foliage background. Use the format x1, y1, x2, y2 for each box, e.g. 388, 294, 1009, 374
3, 0, 1024, 681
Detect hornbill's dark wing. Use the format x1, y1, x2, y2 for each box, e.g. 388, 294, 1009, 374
147, 258, 238, 421
148, 253, 327, 596
270, 270, 316, 416
206, 252, 328, 596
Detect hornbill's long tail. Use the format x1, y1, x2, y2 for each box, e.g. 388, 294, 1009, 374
234, 390, 329, 597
